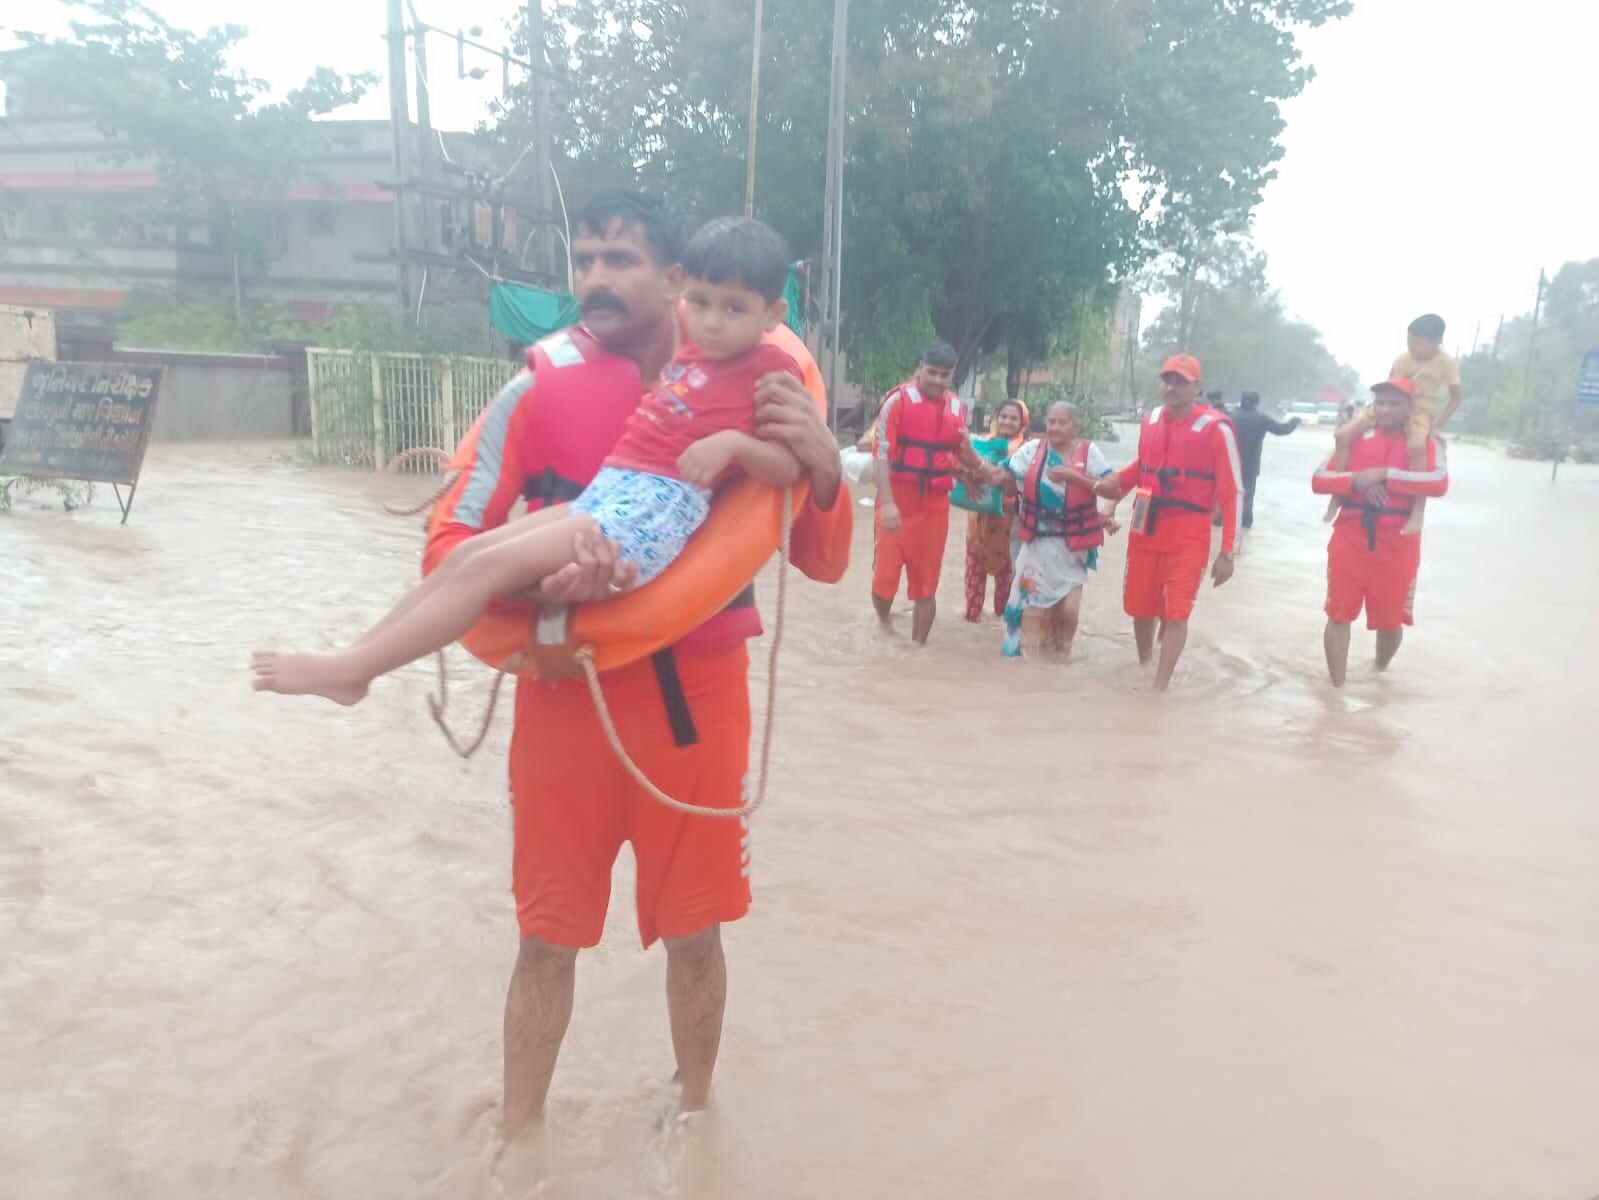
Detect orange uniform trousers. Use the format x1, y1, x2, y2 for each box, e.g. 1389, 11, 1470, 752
509, 643, 752, 949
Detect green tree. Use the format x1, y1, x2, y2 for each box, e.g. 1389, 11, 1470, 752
496, 0, 1351, 397
1138, 242, 1356, 407
13, 0, 373, 318
1455, 258, 1599, 444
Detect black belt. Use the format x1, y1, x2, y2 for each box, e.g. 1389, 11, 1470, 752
1145, 494, 1209, 537
650, 649, 698, 748
1358, 504, 1411, 550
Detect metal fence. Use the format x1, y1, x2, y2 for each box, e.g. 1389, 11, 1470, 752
306, 348, 519, 470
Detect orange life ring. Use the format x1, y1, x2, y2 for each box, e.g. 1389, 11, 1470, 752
434, 324, 824, 681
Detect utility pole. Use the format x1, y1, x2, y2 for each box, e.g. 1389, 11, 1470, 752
743, 0, 764, 218
526, 0, 557, 282
1524, 269, 1546, 417
1523, 269, 1553, 479
385, 0, 413, 308
1525, 270, 1547, 395
408, 1, 438, 255
817, 0, 848, 427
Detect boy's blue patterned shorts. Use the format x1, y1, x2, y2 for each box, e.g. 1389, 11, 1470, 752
571, 467, 712, 584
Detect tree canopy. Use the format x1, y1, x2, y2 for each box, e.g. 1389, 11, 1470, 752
1137, 240, 1356, 407
499, 0, 1352, 395
1454, 258, 1599, 444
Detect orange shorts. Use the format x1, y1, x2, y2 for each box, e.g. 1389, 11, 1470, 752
873, 486, 952, 602
1123, 532, 1211, 623
508, 643, 752, 949
1325, 521, 1422, 630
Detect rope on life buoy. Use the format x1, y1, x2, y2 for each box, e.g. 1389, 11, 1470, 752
382, 449, 792, 819
381, 447, 459, 517
574, 487, 792, 819
379, 446, 493, 753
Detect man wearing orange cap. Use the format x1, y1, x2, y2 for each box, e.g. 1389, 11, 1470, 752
1107, 353, 1243, 690
1312, 376, 1449, 685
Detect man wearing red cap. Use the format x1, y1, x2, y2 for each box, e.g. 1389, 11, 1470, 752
1312, 377, 1449, 685
1107, 353, 1242, 690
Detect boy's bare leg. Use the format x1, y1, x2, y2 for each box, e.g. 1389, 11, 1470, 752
1400, 428, 1428, 535
352, 503, 574, 649
1325, 415, 1365, 522
253, 512, 598, 704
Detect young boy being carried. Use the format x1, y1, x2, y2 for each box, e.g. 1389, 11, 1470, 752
252, 216, 805, 705
1327, 313, 1462, 534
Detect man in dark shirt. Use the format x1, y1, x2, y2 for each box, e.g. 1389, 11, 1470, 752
1230, 390, 1299, 529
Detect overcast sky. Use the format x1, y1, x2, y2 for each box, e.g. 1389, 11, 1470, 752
7, 0, 1598, 376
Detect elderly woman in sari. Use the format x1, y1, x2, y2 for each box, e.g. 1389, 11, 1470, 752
959, 398, 1030, 622
976, 400, 1120, 658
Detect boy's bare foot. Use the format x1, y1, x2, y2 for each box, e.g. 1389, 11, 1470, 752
251, 650, 370, 706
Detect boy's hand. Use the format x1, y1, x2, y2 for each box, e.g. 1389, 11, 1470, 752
1212, 552, 1235, 587
677, 432, 736, 488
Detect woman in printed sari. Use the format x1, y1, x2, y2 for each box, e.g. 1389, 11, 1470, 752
980, 401, 1119, 658
961, 398, 1030, 622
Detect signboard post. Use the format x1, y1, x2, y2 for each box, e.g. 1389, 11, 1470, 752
0, 362, 162, 524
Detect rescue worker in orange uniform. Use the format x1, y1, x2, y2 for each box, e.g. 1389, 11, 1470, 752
870, 340, 983, 644
1107, 353, 1243, 690
1312, 377, 1449, 686
424, 192, 851, 1136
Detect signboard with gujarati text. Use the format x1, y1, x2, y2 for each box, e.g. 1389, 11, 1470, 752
1578, 348, 1599, 409
0, 362, 162, 522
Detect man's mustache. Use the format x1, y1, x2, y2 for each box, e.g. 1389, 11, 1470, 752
580, 293, 628, 316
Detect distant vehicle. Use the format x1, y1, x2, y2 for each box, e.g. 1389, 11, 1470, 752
1286, 400, 1319, 423
1315, 403, 1342, 426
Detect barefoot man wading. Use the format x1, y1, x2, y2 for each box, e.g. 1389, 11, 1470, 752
1105, 354, 1243, 690
410, 192, 849, 1135
1312, 377, 1449, 686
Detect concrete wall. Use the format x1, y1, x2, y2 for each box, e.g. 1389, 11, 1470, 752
53, 334, 303, 441
144, 359, 296, 441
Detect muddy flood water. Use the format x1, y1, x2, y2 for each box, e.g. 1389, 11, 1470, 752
3, 426, 1597, 1199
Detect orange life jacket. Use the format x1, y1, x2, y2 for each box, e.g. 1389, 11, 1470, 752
1016, 440, 1103, 550
887, 383, 965, 494
1134, 404, 1233, 534
516, 326, 643, 510
1334, 428, 1420, 549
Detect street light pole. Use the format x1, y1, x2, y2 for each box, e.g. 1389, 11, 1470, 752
818, 0, 848, 427
526, 0, 556, 280
385, 0, 413, 309
743, 0, 764, 218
